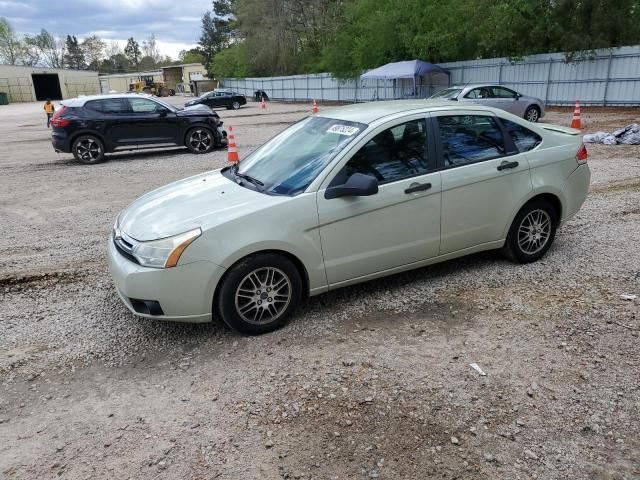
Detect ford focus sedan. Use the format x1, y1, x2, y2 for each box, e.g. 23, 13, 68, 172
108, 100, 590, 334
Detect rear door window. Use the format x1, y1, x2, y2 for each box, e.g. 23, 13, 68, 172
437, 115, 507, 167
86, 98, 129, 114
490, 87, 517, 99
501, 118, 542, 152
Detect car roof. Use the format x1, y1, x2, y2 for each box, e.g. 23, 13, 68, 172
316, 99, 507, 124
61, 93, 155, 107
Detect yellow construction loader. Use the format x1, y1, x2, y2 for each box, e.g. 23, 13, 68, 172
128, 80, 170, 97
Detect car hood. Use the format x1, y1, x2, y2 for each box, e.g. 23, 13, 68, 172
178, 103, 212, 116
118, 170, 285, 241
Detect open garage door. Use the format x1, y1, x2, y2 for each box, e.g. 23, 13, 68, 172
32, 74, 63, 101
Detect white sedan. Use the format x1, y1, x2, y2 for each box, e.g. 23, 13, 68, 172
108, 101, 590, 334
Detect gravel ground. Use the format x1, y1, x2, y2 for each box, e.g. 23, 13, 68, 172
0, 99, 639, 479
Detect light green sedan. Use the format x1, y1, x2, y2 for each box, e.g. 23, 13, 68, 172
108, 100, 590, 334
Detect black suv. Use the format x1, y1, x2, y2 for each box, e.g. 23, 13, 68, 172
184, 90, 247, 110
51, 94, 227, 164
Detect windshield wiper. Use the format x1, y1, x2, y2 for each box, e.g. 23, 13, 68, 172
231, 164, 264, 191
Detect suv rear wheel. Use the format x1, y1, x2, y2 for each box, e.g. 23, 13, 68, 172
72, 135, 105, 164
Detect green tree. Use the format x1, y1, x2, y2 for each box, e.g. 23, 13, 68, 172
64, 35, 85, 69
199, 0, 235, 71
211, 43, 249, 77
0, 17, 22, 65
29, 29, 65, 68
81, 34, 106, 70
178, 47, 206, 65
124, 37, 141, 70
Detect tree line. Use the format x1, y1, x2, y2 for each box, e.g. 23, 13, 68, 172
197, 0, 640, 79
0, 18, 203, 73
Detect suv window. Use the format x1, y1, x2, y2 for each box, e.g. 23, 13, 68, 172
437, 115, 506, 167
86, 98, 128, 114
465, 87, 491, 99
501, 118, 542, 152
129, 98, 164, 113
491, 87, 517, 99
344, 119, 431, 184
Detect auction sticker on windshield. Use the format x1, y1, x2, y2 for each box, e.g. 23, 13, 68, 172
327, 125, 360, 136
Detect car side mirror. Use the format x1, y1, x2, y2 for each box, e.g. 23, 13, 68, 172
158, 109, 168, 117
325, 173, 379, 199
515, 93, 521, 99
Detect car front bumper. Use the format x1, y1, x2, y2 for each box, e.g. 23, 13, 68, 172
107, 235, 226, 323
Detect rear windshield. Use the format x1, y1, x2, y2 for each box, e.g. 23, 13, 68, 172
429, 88, 462, 99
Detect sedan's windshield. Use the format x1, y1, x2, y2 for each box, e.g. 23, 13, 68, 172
429, 88, 462, 99
237, 116, 366, 196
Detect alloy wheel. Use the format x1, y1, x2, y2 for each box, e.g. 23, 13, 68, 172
232, 101, 241, 110
234, 267, 292, 325
517, 209, 552, 255
75, 138, 102, 162
526, 108, 539, 122
188, 129, 212, 152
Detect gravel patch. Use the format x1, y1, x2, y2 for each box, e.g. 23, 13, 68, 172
1, 102, 638, 479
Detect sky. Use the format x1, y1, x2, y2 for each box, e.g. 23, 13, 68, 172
1, 0, 209, 58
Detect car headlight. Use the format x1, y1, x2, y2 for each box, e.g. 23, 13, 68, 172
131, 228, 202, 269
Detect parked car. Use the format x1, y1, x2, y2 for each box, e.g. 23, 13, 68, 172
184, 90, 247, 110
51, 94, 227, 164
429, 85, 545, 122
108, 100, 589, 334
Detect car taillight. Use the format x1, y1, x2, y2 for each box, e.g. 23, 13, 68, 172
576, 144, 588, 164
50, 106, 70, 128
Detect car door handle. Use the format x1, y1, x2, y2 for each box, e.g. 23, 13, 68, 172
404, 182, 432, 194
497, 161, 519, 171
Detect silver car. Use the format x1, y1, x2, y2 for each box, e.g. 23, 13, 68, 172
430, 84, 545, 122
108, 100, 589, 335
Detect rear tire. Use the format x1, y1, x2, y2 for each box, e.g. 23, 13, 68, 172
524, 105, 540, 122
216, 253, 303, 335
185, 127, 215, 154
72, 135, 105, 164
502, 199, 557, 263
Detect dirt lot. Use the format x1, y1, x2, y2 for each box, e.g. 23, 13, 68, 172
1, 98, 639, 480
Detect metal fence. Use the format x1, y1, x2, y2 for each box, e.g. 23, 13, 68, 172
221, 45, 640, 106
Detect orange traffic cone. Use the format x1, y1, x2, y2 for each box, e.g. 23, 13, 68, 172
312, 99, 318, 114
227, 126, 239, 163
570, 101, 581, 129
261, 97, 266, 111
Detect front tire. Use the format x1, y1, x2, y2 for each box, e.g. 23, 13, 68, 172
503, 199, 557, 263
72, 135, 105, 164
185, 127, 215, 154
524, 105, 540, 122
231, 101, 241, 110
216, 253, 303, 335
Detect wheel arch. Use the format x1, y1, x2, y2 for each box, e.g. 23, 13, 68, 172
503, 191, 564, 239
212, 248, 311, 314
183, 123, 217, 145
69, 130, 109, 152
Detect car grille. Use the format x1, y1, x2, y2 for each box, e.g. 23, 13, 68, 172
113, 230, 140, 265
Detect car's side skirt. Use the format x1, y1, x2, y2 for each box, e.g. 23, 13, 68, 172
313, 240, 505, 295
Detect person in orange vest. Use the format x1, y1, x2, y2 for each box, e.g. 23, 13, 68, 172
44, 98, 55, 128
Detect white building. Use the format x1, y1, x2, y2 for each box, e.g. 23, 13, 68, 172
0, 64, 99, 103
